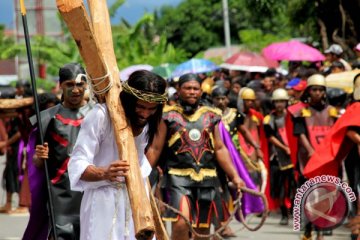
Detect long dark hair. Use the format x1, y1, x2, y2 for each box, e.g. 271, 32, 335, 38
120, 70, 166, 144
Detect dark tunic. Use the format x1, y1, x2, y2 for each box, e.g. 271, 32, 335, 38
3, 118, 20, 193
264, 113, 296, 201
161, 105, 228, 228
43, 103, 92, 240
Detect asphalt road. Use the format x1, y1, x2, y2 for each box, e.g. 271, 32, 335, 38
0, 155, 351, 240
0, 211, 350, 240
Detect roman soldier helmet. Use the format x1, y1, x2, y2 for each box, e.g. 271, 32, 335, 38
301, 74, 327, 103
201, 77, 214, 95
272, 88, 289, 101
240, 87, 256, 100
307, 74, 326, 88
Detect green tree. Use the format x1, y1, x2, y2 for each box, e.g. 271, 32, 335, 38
2, 0, 189, 79
239, 29, 290, 52
112, 13, 188, 68
1, 34, 81, 77
246, 0, 360, 57
0, 25, 15, 60
154, 0, 300, 56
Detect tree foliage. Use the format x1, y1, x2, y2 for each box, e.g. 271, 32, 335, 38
155, 0, 360, 57
154, 0, 298, 56
1, 1, 189, 78
239, 29, 290, 52
112, 13, 188, 69
0, 25, 15, 60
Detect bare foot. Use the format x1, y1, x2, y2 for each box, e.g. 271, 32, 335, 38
7, 207, 28, 214
0, 203, 11, 213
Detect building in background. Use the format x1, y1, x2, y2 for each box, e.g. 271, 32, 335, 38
14, 0, 62, 79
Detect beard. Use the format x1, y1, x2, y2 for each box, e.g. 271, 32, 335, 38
133, 116, 148, 128
179, 98, 200, 115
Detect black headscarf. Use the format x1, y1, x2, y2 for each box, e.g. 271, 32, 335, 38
59, 63, 86, 84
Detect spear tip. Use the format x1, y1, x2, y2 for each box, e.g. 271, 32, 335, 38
19, 0, 26, 15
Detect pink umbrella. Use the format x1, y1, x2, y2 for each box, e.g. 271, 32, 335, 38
262, 40, 325, 62
220, 51, 279, 72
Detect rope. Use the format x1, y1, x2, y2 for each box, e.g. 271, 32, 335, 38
155, 186, 268, 239
85, 63, 113, 98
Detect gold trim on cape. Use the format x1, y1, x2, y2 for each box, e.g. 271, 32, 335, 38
168, 168, 217, 182
163, 105, 222, 122
222, 108, 237, 126
168, 131, 182, 147
279, 164, 294, 171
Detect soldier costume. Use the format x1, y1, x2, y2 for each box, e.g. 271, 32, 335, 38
161, 104, 228, 228
287, 74, 337, 240
32, 63, 91, 240
263, 89, 296, 224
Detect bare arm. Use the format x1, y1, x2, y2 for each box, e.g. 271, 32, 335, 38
214, 123, 244, 190
0, 121, 7, 152
0, 120, 7, 141
80, 160, 129, 182
7, 131, 21, 146
238, 124, 263, 159
299, 133, 314, 156
146, 120, 167, 167
269, 136, 290, 154
239, 124, 258, 148
346, 129, 360, 145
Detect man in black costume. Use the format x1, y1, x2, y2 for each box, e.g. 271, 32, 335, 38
34, 63, 92, 239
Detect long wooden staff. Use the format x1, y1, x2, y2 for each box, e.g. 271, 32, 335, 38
56, 0, 155, 238
86, 1, 168, 239
19, 1, 58, 239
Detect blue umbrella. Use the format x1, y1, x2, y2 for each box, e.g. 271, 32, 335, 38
171, 58, 219, 77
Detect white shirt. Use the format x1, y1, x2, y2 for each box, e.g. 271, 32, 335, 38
68, 103, 152, 240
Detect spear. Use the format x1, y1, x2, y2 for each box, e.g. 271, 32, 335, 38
19, 0, 58, 239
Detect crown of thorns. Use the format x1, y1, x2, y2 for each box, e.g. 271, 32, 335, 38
122, 81, 168, 103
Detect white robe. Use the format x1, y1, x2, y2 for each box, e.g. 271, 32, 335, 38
68, 104, 152, 240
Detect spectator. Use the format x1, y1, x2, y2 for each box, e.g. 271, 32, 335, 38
324, 44, 352, 71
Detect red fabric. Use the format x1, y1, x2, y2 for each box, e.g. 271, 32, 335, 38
304, 102, 360, 178
263, 112, 293, 211
50, 131, 69, 147
306, 125, 331, 149
51, 157, 70, 184
286, 102, 307, 169
55, 114, 84, 127
293, 80, 307, 91
248, 109, 277, 210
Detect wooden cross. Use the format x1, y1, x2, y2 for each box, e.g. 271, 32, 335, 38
56, 0, 168, 239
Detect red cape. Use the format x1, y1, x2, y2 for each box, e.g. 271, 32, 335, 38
286, 102, 307, 170
304, 102, 360, 178
248, 109, 269, 167
247, 109, 276, 209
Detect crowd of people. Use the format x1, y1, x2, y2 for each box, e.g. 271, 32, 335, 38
0, 43, 359, 240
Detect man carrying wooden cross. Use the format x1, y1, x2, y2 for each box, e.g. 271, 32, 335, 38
68, 70, 167, 240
